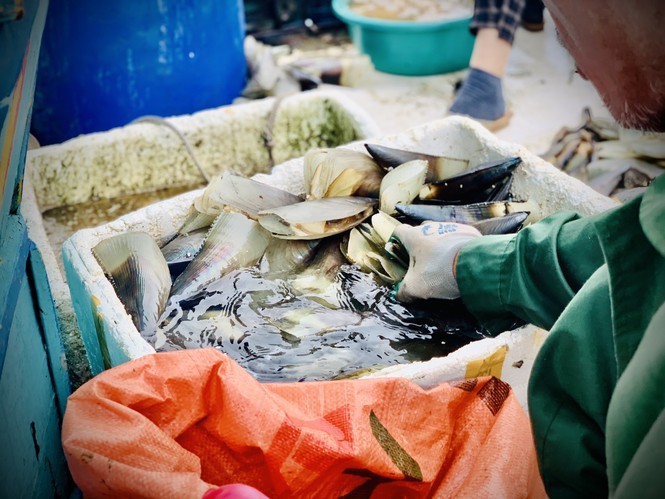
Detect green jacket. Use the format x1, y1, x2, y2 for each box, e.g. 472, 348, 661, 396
456, 173, 665, 498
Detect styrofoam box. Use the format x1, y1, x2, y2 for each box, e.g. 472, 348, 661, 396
22, 90, 380, 388
62, 116, 617, 409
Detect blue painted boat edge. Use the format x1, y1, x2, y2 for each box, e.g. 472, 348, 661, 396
0, 0, 43, 224
0, 0, 75, 495
0, 217, 31, 376
29, 244, 74, 415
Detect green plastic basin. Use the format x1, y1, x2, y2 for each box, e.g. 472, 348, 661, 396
332, 0, 474, 76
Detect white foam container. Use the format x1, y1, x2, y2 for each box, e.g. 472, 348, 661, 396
61, 116, 617, 408
22, 90, 379, 386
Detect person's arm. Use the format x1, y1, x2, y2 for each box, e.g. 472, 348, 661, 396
456, 210, 605, 334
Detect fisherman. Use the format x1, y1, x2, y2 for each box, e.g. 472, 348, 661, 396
393, 0, 665, 496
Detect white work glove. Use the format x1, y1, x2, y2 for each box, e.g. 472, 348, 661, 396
390, 222, 482, 302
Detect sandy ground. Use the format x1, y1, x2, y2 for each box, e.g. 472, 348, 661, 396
312, 10, 612, 155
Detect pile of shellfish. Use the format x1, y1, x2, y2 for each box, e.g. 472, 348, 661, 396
349, 0, 473, 22
542, 108, 665, 201
93, 144, 530, 377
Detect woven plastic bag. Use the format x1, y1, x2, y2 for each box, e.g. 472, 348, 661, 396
62, 349, 545, 498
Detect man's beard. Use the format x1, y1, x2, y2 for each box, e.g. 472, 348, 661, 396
610, 89, 665, 133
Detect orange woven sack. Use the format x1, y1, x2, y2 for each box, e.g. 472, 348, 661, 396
62, 349, 546, 498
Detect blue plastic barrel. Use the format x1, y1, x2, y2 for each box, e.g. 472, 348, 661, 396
31, 0, 246, 145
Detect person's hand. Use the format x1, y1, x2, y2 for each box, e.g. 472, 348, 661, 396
203, 484, 270, 499
390, 222, 482, 302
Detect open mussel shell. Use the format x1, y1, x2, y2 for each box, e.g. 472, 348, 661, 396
178, 207, 217, 236
612, 187, 648, 203
419, 156, 522, 202
257, 197, 377, 240
596, 137, 665, 160
194, 171, 301, 219
379, 159, 428, 215
365, 143, 469, 181
304, 148, 384, 200
92, 232, 171, 335
259, 238, 321, 275
302, 234, 347, 279
371, 211, 401, 243
365, 252, 407, 284
384, 238, 409, 268
471, 212, 529, 235
341, 226, 374, 268
622, 168, 653, 189
170, 212, 272, 301
485, 175, 513, 202
394, 200, 534, 224
161, 228, 207, 264
303, 149, 329, 193
589, 162, 660, 196
355, 222, 385, 248
288, 235, 348, 294
160, 228, 208, 277
343, 212, 406, 284
193, 175, 226, 216
341, 226, 406, 284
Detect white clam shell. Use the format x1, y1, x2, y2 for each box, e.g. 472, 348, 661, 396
379, 159, 428, 214
194, 171, 301, 218
258, 196, 377, 239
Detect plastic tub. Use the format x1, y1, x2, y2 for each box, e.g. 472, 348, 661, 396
332, 0, 474, 76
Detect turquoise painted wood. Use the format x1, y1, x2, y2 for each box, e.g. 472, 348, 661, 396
0, 217, 31, 373
0, 0, 24, 23
0, 0, 45, 222
29, 244, 71, 416
0, 0, 74, 495
0, 268, 70, 498
62, 253, 110, 376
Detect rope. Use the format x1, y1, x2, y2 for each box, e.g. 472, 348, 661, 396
261, 96, 286, 167
130, 115, 210, 183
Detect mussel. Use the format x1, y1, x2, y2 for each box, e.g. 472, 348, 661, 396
419, 157, 522, 203
304, 148, 384, 199
259, 238, 321, 276
93, 232, 171, 335
587, 158, 662, 197
170, 212, 272, 301
342, 211, 406, 284
258, 196, 377, 239
194, 171, 302, 219
379, 159, 428, 214
364, 143, 470, 181
177, 207, 217, 236
470, 212, 529, 235
395, 200, 533, 225
160, 228, 208, 277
